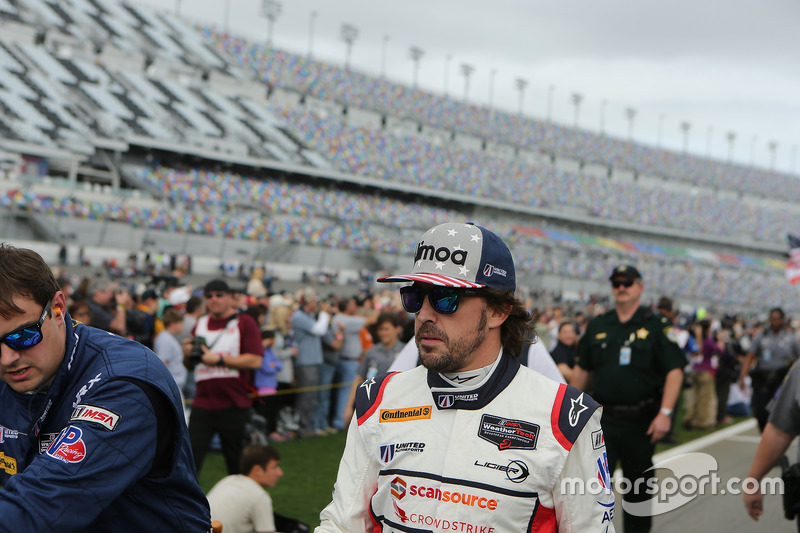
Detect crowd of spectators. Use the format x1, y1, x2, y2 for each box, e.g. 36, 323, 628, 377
2, 163, 792, 311
200, 24, 800, 204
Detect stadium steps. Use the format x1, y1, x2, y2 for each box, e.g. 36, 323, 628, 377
119, 166, 165, 200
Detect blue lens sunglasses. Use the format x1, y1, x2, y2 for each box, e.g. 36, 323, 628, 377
1, 300, 52, 351
400, 285, 480, 315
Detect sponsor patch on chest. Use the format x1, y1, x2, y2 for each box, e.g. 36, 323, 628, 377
478, 414, 540, 451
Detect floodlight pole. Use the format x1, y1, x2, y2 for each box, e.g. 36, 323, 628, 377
340, 23, 359, 70
460, 63, 474, 101
625, 107, 636, 140
680, 121, 691, 153
409, 46, 424, 88
768, 141, 778, 171
488, 68, 497, 106
726, 131, 736, 162
381, 35, 390, 77
515, 77, 528, 115
571, 92, 582, 129
308, 11, 318, 58
261, 0, 282, 47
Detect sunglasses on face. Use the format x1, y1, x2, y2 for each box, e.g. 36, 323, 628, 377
1, 300, 52, 351
611, 279, 635, 289
399, 285, 480, 315
204, 292, 229, 299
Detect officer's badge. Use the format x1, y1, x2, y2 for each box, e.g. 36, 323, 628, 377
636, 328, 649, 340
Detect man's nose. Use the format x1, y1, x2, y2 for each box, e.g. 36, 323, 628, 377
0, 343, 21, 367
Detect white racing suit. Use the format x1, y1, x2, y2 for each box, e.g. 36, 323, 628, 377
317, 351, 615, 532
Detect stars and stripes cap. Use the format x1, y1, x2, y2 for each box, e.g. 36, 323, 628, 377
377, 222, 516, 292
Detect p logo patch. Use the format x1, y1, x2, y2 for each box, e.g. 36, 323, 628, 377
46, 426, 86, 464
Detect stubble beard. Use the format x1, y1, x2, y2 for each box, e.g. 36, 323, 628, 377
416, 308, 488, 373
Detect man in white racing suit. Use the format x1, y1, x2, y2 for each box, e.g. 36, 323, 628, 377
316, 222, 615, 532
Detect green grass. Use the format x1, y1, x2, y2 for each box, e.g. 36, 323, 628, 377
199, 431, 347, 527
197, 397, 748, 527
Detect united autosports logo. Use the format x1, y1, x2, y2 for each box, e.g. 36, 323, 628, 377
380, 442, 426, 462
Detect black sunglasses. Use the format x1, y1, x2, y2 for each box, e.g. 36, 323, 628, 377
400, 285, 480, 315
611, 279, 635, 289
0, 300, 52, 351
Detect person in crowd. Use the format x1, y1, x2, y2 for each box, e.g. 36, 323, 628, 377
153, 307, 187, 391
550, 320, 578, 381
739, 307, 800, 432
342, 311, 404, 425
317, 222, 614, 531
265, 297, 298, 440
572, 265, 685, 533
330, 296, 379, 431
0, 243, 211, 530
185, 279, 263, 475
683, 319, 722, 430
291, 288, 332, 438
744, 360, 800, 524
314, 305, 344, 435
86, 276, 130, 336
254, 329, 284, 441
68, 300, 92, 326
207, 444, 284, 533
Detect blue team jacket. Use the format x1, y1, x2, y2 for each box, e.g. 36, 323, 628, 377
0, 315, 211, 532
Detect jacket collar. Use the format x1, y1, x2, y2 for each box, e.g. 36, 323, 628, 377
427, 351, 519, 411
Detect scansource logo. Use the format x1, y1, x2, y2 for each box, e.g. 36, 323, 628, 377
561, 452, 784, 516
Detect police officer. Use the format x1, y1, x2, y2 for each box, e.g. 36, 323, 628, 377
571, 265, 686, 533
738, 307, 800, 432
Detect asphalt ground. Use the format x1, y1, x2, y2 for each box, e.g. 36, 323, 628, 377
609, 419, 799, 532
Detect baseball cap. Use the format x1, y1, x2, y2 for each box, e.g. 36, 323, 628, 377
168, 286, 192, 306
204, 279, 231, 294
140, 288, 159, 301
377, 222, 516, 292
608, 265, 642, 281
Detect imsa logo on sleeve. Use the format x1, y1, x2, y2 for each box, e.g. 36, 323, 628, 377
70, 404, 121, 431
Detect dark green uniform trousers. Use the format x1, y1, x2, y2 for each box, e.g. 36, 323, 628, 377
603, 414, 655, 533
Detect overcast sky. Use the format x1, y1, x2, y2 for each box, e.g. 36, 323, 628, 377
140, 0, 800, 174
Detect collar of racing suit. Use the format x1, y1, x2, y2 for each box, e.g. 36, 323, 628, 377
427, 350, 520, 411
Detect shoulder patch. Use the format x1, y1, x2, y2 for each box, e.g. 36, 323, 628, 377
551, 384, 600, 451
355, 372, 397, 426
70, 404, 121, 431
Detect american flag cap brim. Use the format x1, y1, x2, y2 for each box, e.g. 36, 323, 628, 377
376, 273, 485, 288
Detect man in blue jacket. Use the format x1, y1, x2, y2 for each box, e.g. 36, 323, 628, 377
0, 243, 211, 532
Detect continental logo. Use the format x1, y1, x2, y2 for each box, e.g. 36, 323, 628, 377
380, 406, 432, 423
0, 452, 18, 475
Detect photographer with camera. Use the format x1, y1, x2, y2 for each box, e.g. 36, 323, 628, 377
184, 279, 263, 476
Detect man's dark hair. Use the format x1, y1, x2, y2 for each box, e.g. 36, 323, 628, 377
0, 243, 60, 319
185, 295, 204, 314
375, 311, 400, 328
239, 444, 280, 475
657, 296, 673, 314
482, 288, 538, 358
770, 307, 785, 319
557, 321, 574, 334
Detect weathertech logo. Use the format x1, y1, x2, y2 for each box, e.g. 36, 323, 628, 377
380, 406, 432, 423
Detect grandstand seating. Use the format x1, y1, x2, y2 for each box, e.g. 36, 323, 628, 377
0, 0, 797, 313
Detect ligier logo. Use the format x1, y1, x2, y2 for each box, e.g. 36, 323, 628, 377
391, 476, 407, 499
380, 406, 432, 423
